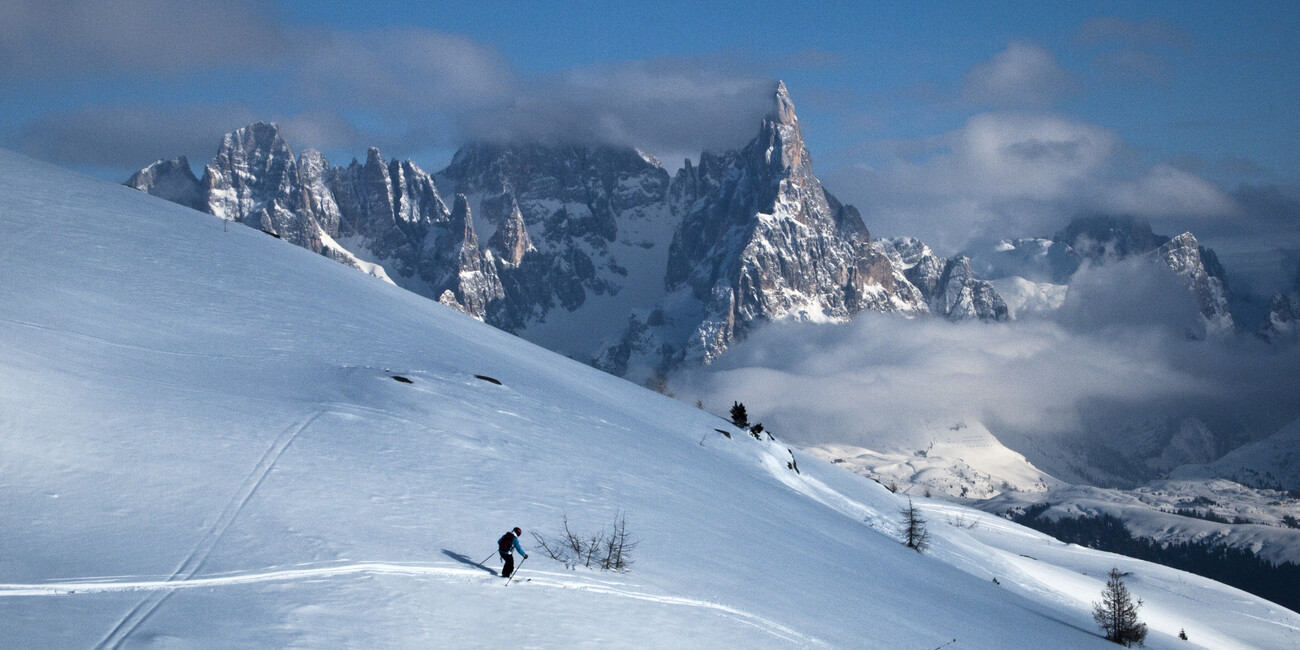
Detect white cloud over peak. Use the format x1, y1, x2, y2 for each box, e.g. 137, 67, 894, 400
826, 112, 1238, 252
961, 42, 1077, 107
674, 304, 1300, 458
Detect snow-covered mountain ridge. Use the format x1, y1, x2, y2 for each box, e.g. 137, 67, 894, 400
964, 215, 1234, 336
128, 83, 1005, 381
5, 149, 1299, 646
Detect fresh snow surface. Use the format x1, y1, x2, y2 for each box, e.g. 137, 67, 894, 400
3, 147, 1299, 648
803, 421, 1064, 500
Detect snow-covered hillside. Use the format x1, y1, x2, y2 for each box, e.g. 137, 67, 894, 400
3, 148, 1298, 648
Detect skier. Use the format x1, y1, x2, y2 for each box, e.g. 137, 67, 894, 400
497, 526, 528, 578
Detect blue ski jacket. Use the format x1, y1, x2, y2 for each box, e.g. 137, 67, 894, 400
510, 535, 525, 555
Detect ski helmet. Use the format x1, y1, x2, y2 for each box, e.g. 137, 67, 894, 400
513, 527, 522, 536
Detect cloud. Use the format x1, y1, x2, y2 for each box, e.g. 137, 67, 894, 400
457, 58, 773, 154
1076, 16, 1195, 50
961, 42, 1077, 107
6, 104, 365, 172
0, 0, 285, 78
823, 112, 1239, 253
1195, 183, 1300, 296
292, 27, 516, 115
1092, 48, 1177, 86
672, 310, 1300, 462
1054, 257, 1205, 334
6, 13, 775, 176
1100, 164, 1239, 218
1075, 17, 1191, 87
8, 104, 261, 169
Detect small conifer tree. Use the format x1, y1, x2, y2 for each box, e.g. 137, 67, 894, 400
900, 497, 930, 553
1093, 567, 1148, 646
730, 401, 749, 428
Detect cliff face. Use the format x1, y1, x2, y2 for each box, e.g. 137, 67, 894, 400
665, 83, 923, 356
596, 83, 935, 377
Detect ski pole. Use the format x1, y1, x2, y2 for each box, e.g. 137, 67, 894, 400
480, 551, 496, 567
505, 555, 528, 586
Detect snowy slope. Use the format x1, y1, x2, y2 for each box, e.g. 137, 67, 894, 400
2, 148, 1298, 648
1197, 418, 1300, 490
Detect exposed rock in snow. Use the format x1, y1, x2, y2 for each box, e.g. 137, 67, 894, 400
1155, 232, 1234, 336
435, 141, 673, 337
883, 238, 1008, 322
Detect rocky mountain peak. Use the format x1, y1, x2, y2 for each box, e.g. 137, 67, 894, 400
631, 84, 930, 375
882, 238, 1008, 322
1152, 231, 1234, 336
125, 156, 204, 211
1052, 214, 1168, 265
754, 81, 809, 183
773, 80, 798, 127
204, 121, 297, 224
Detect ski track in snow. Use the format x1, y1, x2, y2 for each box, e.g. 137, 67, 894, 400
92, 410, 326, 650
2, 562, 822, 647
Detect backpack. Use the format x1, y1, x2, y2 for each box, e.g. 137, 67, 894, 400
498, 532, 514, 553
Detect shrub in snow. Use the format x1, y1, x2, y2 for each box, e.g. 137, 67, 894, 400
531, 512, 638, 572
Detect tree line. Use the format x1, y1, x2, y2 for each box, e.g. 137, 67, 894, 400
1009, 504, 1300, 614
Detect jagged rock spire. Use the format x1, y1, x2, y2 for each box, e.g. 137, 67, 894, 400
483, 192, 532, 267
657, 81, 926, 370
437, 193, 503, 319
773, 80, 798, 126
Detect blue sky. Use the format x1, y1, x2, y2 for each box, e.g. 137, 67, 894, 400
3, 0, 1298, 291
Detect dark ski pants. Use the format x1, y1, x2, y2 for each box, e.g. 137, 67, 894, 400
500, 551, 515, 577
